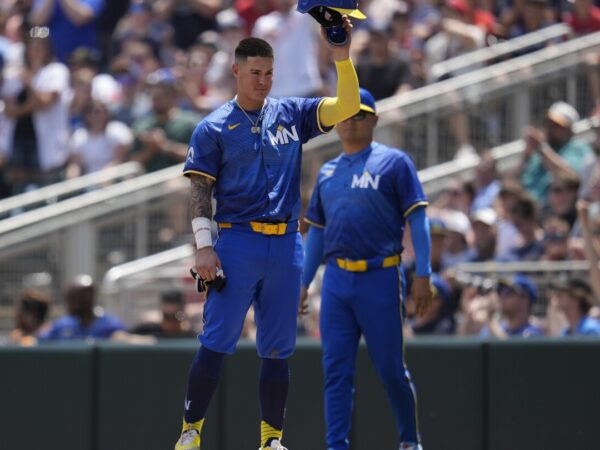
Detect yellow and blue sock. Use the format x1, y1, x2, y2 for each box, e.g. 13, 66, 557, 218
259, 358, 289, 447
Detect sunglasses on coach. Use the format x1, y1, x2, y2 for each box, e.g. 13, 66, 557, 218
349, 110, 374, 122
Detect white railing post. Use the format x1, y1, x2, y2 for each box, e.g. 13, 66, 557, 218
64, 221, 96, 282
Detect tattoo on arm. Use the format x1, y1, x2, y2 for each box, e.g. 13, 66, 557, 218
190, 174, 214, 219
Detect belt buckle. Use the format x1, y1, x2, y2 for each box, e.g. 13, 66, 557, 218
261, 223, 282, 235
345, 258, 367, 272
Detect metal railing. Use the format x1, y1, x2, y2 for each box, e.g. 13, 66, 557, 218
1, 32, 599, 332
302, 31, 600, 176
0, 162, 143, 220
429, 23, 573, 82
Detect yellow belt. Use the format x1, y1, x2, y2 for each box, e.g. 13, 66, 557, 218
336, 254, 401, 272
218, 221, 290, 236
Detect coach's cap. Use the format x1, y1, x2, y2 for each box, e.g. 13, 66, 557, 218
497, 274, 538, 303
547, 101, 579, 130
359, 88, 376, 114
471, 208, 497, 227
431, 273, 451, 304
297, 0, 367, 19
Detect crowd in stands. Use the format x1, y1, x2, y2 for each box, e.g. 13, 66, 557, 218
1, 0, 600, 343
2, 0, 600, 197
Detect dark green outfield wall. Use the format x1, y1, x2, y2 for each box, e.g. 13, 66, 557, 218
0, 339, 599, 450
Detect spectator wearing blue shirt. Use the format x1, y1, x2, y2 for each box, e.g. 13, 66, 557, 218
480, 275, 544, 338
39, 274, 125, 341
29, 0, 105, 63
552, 277, 600, 336
502, 194, 545, 262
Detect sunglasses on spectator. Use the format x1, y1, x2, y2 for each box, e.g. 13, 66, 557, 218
544, 232, 567, 242
349, 110, 373, 122
549, 186, 570, 194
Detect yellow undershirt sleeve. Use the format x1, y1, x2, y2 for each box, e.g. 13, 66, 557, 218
318, 58, 361, 128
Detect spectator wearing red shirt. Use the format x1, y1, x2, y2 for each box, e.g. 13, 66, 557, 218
565, 0, 600, 35
235, 0, 274, 35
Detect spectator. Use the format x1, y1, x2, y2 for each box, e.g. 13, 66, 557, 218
503, 194, 545, 261
440, 209, 472, 268
469, 208, 498, 262
29, 0, 105, 63
541, 174, 580, 229
540, 216, 574, 261
252, 0, 322, 97
0, 52, 14, 199
424, 0, 487, 82
131, 290, 197, 338
39, 274, 126, 341
10, 288, 51, 346
516, 101, 594, 203
355, 20, 415, 100
153, 0, 221, 50
112, 0, 173, 59
508, 0, 554, 43
66, 99, 133, 177
235, 0, 274, 35
577, 199, 600, 300
435, 177, 474, 215
131, 69, 199, 172
471, 152, 501, 212
551, 277, 600, 336
429, 217, 448, 273
407, 273, 455, 335
564, 0, 600, 36
479, 275, 544, 338
3, 26, 70, 191
579, 116, 600, 200
495, 179, 524, 258
68, 65, 94, 128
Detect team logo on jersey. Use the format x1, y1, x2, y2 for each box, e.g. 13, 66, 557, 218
267, 124, 299, 145
187, 146, 194, 163
351, 171, 381, 190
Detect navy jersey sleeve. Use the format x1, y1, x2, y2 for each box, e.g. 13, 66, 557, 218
293, 97, 333, 143
395, 154, 428, 217
304, 178, 326, 228
183, 120, 221, 181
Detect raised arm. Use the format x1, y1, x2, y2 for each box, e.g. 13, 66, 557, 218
58, 0, 98, 26
318, 16, 361, 128
30, 0, 56, 25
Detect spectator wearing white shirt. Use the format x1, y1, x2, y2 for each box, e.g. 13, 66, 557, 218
3, 26, 71, 190
66, 99, 133, 178
252, 0, 322, 97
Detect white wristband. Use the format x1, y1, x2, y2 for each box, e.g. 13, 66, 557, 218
192, 217, 213, 249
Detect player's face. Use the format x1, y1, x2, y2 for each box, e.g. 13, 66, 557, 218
336, 110, 377, 143
233, 57, 273, 107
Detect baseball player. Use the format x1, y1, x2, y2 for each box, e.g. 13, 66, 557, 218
175, 14, 363, 450
301, 88, 432, 450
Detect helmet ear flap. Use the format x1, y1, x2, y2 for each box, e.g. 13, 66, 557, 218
307, 6, 344, 27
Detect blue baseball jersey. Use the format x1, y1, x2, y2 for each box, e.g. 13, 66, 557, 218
562, 316, 600, 336
183, 97, 329, 223
38, 314, 125, 341
305, 142, 428, 260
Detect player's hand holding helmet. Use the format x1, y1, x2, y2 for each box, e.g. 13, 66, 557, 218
296, 0, 366, 48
